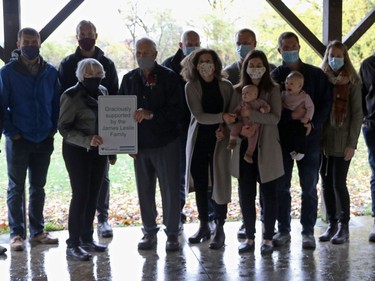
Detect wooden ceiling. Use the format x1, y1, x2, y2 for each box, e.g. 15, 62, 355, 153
1, 0, 374, 62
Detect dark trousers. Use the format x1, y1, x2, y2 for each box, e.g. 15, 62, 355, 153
63, 142, 107, 247
96, 161, 110, 222
363, 125, 375, 217
6, 137, 54, 238
238, 141, 278, 240
279, 120, 307, 154
190, 133, 227, 224
134, 138, 181, 236
277, 140, 320, 235
320, 154, 351, 224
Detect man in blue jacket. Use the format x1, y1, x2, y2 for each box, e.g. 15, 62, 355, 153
58, 20, 118, 238
0, 27, 60, 251
271, 31, 332, 250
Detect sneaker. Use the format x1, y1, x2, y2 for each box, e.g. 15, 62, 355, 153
294, 153, 305, 161
302, 234, 316, 249
10, 236, 24, 251
272, 232, 291, 247
29, 232, 58, 244
98, 221, 113, 238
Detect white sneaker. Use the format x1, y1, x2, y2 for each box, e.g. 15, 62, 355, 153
290, 151, 297, 159
294, 153, 305, 161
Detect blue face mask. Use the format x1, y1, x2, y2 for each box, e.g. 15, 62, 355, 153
236, 45, 253, 60
136, 56, 155, 70
183, 46, 200, 56
281, 50, 299, 65
21, 45, 40, 60
328, 57, 344, 71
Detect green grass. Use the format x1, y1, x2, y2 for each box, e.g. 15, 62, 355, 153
0, 131, 373, 234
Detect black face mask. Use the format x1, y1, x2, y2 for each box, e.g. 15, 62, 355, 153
83, 78, 102, 96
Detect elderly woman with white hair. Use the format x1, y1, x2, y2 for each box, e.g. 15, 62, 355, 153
58, 58, 115, 261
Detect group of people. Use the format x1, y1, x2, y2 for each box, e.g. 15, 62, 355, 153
0, 21, 374, 261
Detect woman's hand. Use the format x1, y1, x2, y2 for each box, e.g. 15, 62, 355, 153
90, 135, 103, 147
223, 113, 236, 124
215, 126, 225, 141
344, 147, 355, 161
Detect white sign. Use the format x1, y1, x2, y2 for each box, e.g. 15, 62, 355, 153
98, 95, 137, 154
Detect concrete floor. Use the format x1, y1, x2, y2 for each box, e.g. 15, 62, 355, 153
0, 216, 375, 281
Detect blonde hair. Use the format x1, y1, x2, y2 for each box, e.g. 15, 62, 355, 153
286, 70, 304, 85
320, 40, 360, 83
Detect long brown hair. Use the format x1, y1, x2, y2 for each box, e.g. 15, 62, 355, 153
180, 48, 223, 82
320, 40, 360, 84
235, 50, 276, 94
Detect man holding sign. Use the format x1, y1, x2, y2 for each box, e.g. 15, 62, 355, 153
119, 37, 183, 252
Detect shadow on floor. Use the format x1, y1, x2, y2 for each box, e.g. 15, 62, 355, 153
1, 216, 375, 280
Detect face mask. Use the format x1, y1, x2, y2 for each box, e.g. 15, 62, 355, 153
281, 50, 299, 65
136, 56, 155, 70
236, 45, 252, 60
83, 78, 102, 95
21, 45, 40, 60
183, 46, 200, 56
328, 57, 344, 71
78, 38, 96, 52
197, 62, 215, 78
246, 66, 266, 80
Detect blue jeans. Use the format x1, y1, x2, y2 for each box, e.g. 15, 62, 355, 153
6, 137, 54, 238
362, 125, 375, 216
277, 140, 320, 235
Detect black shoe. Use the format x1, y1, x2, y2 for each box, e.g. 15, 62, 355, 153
166, 235, 180, 252
237, 223, 246, 239
138, 233, 157, 250
188, 223, 211, 244
0, 245, 7, 255
98, 221, 113, 238
81, 241, 107, 252
260, 244, 273, 255
238, 239, 254, 254
369, 220, 375, 242
209, 224, 225, 250
319, 222, 338, 242
331, 223, 349, 245
302, 234, 316, 249
66, 246, 92, 261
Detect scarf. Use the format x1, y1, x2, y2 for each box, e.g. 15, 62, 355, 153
325, 69, 350, 127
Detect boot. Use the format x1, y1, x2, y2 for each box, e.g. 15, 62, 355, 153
369, 220, 375, 242
188, 222, 211, 244
318, 222, 338, 242
209, 223, 225, 249
331, 223, 349, 244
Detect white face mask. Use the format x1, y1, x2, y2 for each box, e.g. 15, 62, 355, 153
246, 66, 266, 80
197, 62, 215, 78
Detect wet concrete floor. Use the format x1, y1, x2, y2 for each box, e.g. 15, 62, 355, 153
1, 216, 375, 281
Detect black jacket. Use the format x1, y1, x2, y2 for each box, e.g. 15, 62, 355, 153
58, 46, 118, 96
360, 55, 375, 125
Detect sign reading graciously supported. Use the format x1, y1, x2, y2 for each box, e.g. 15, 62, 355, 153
98, 95, 137, 155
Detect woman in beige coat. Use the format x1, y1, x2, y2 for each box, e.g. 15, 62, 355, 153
229, 50, 284, 255
181, 48, 235, 250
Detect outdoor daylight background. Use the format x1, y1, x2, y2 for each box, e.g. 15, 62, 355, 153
0, 0, 374, 231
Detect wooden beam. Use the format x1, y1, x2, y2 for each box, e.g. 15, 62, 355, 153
2, 0, 20, 62
344, 7, 375, 49
322, 0, 342, 44
39, 0, 85, 43
266, 0, 326, 57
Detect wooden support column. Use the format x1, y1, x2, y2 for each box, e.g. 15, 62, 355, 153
2, 0, 20, 62
323, 0, 342, 44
